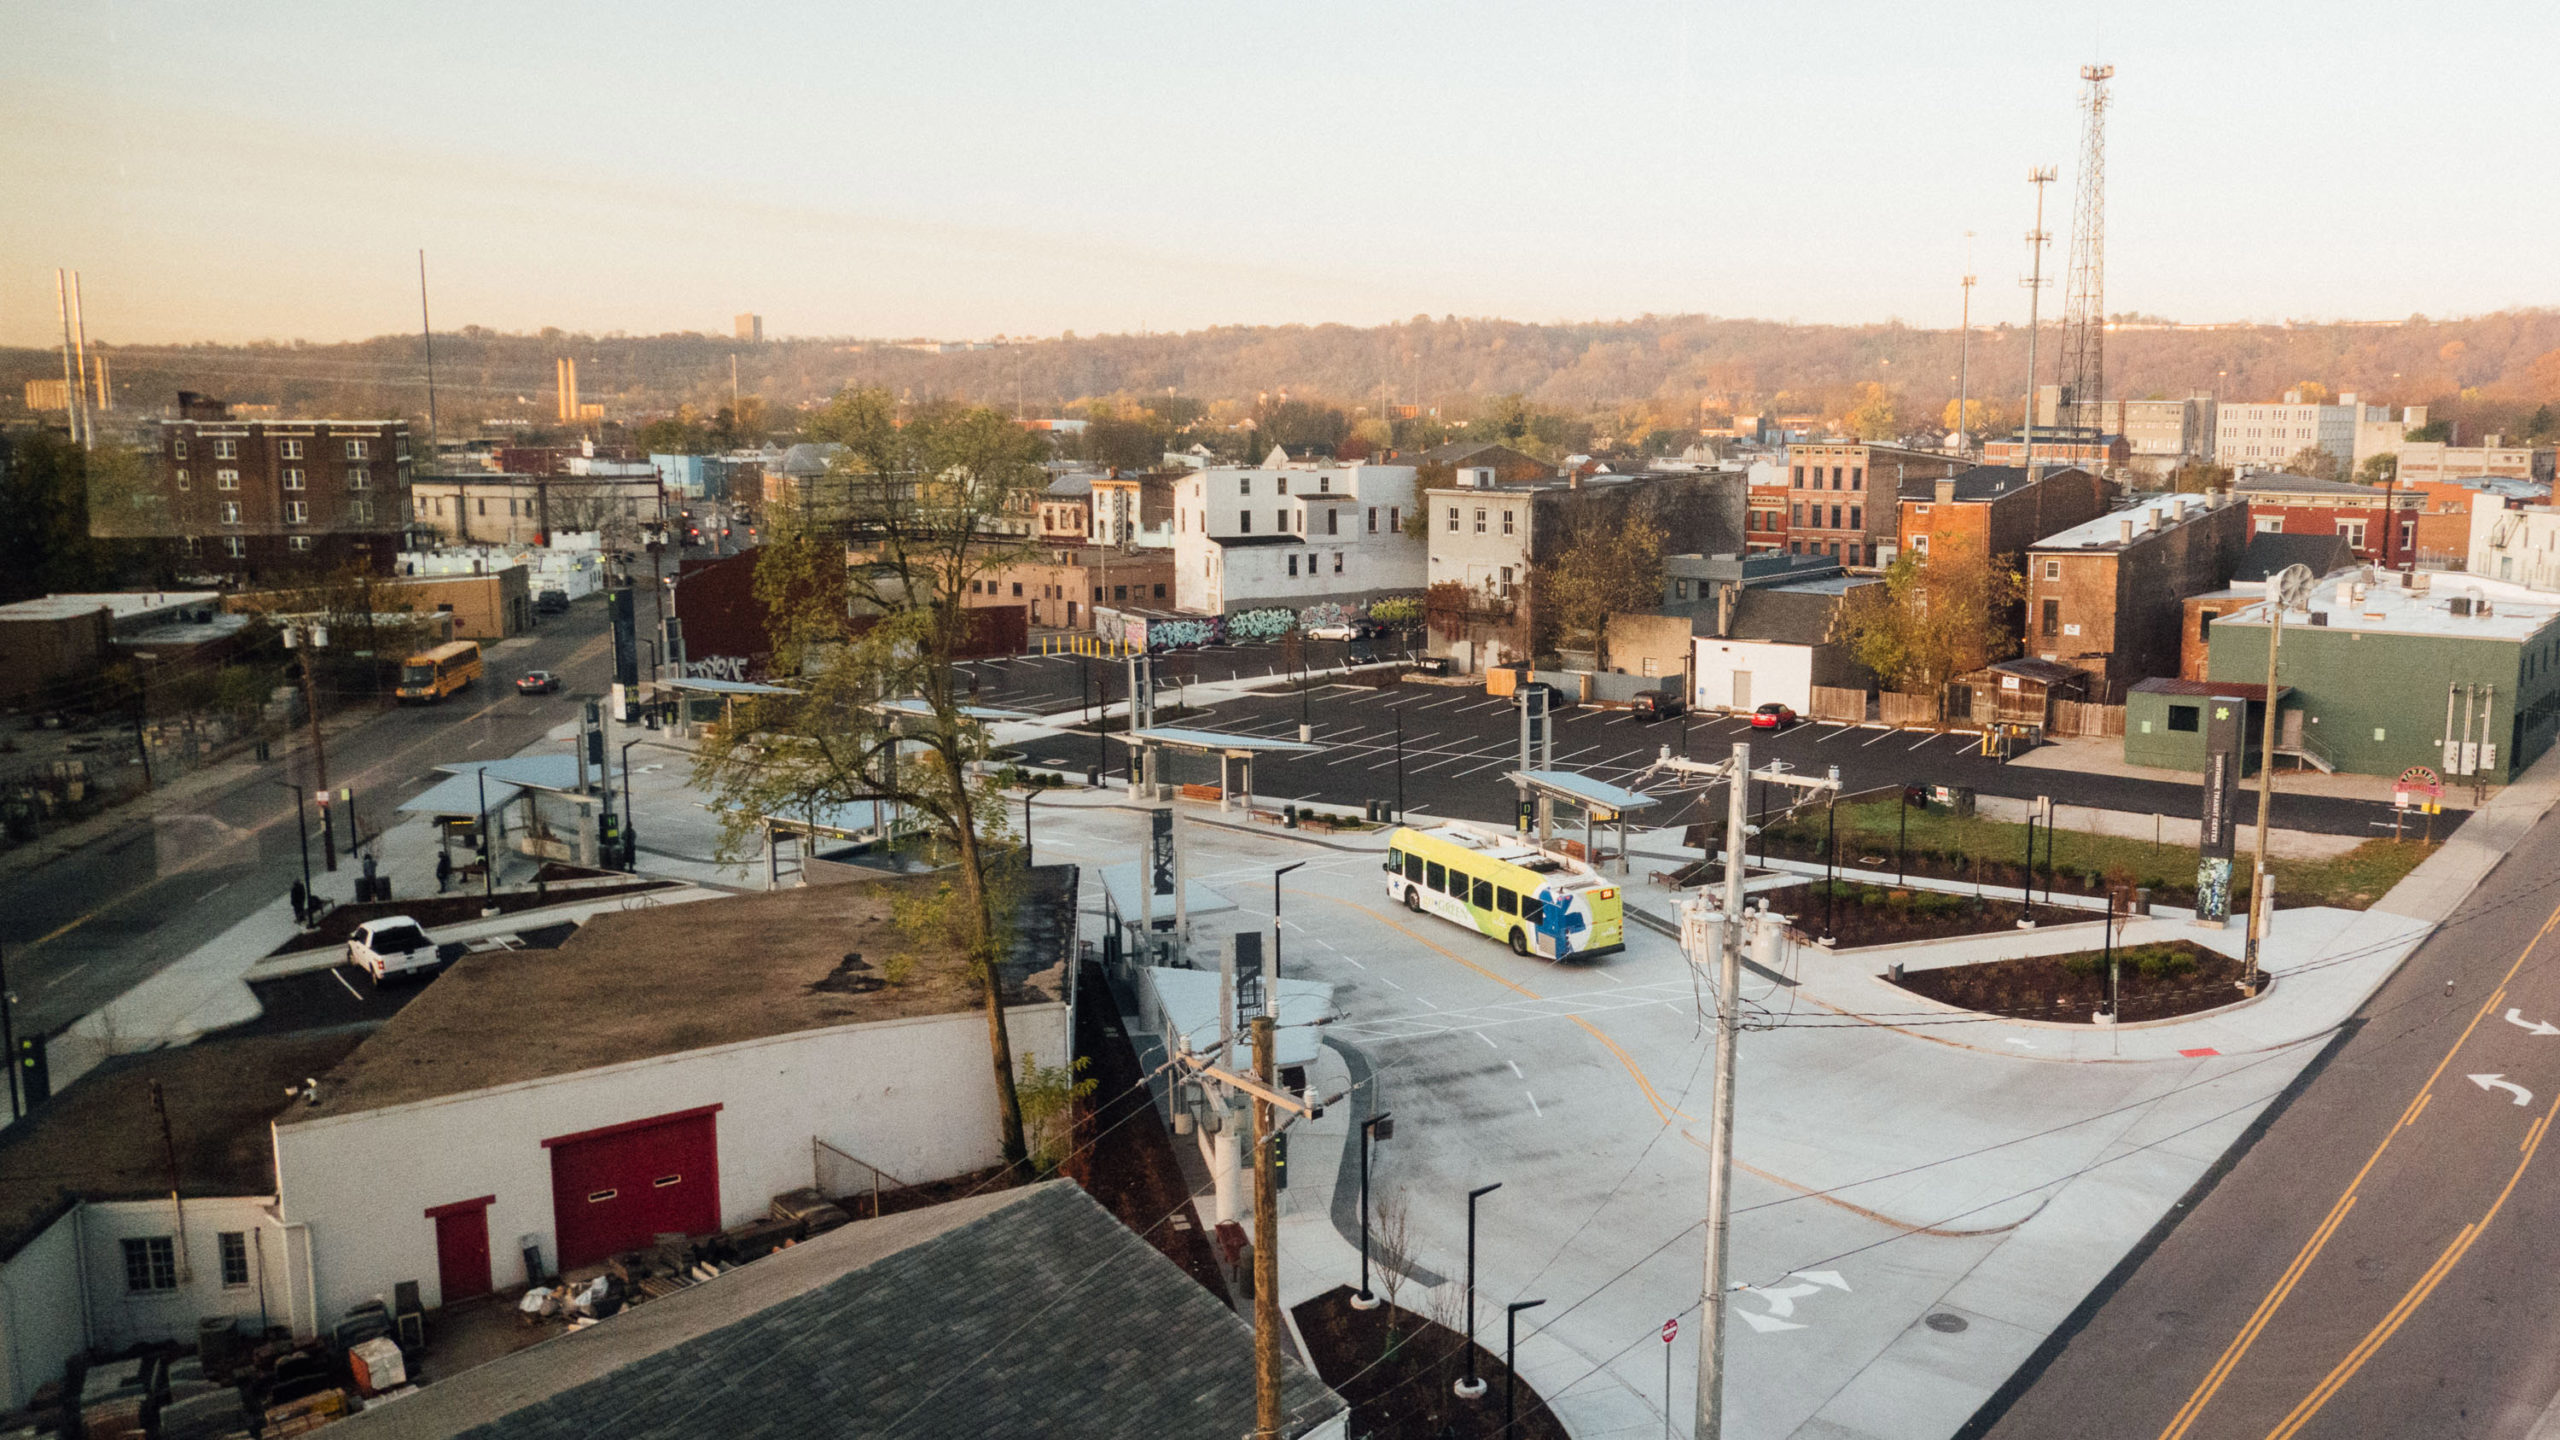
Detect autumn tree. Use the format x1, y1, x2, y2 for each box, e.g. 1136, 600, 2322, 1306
692, 387, 1052, 1177
2285, 445, 2342, 481
2355, 452, 2399, 485
1845, 382, 1901, 441
1833, 534, 2024, 695
1940, 397, 1996, 439
2169, 462, 2234, 494
1539, 514, 1666, 671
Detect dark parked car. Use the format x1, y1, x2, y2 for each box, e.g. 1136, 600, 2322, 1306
1631, 689, 1686, 720
1517, 681, 1577, 713
535, 588, 571, 615
1749, 702, 1799, 730
515, 670, 560, 695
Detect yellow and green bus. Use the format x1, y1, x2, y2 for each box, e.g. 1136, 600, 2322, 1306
1384, 822, 1624, 961
396, 640, 484, 703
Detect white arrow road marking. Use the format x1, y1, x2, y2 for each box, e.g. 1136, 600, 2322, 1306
1734, 1308, 1805, 1334
2504, 1008, 2560, 1037
1748, 1284, 1827, 1318
1792, 1270, 1852, 1293
2469, 1073, 2535, 1107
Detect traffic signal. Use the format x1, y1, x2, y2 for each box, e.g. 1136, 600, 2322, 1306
16, 1034, 49, 1107
1516, 798, 1534, 834
1271, 1132, 1289, 1190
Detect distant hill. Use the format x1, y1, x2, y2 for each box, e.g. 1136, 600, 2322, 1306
8, 310, 2557, 442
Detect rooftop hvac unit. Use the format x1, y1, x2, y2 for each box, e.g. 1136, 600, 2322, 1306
2347, 583, 2366, 603
2449, 597, 2474, 616
2308, 611, 2329, 626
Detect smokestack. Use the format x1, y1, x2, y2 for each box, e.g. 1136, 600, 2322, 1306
1934, 477, 1957, 505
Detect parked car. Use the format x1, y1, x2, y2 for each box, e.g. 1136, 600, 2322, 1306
515, 670, 560, 695
1631, 689, 1686, 720
347, 917, 442, 983
1517, 681, 1577, 713
535, 588, 571, 615
1749, 702, 1800, 730
1304, 622, 1361, 641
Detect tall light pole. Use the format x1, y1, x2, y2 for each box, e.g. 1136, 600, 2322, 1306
1956, 233, 1977, 452
620, 737, 643, 870
1506, 1298, 1548, 1438
1457, 1181, 1502, 1400
1351, 1111, 1394, 1309
2246, 564, 2312, 990
284, 623, 336, 873
1270, 861, 1306, 1017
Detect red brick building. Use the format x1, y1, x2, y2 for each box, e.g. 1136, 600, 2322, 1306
2024, 491, 2251, 702
1896, 466, 2116, 568
2227, 471, 2425, 568
1744, 465, 1789, 551
108, 402, 413, 578
1978, 429, 2131, 471
1785, 443, 1963, 567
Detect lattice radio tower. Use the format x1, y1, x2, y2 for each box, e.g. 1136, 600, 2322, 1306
2059, 63, 2113, 426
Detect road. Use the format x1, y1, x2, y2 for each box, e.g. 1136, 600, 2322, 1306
1039, 679, 2444, 842
0, 602, 618, 1039
1970, 796, 2560, 1439
957, 635, 1409, 715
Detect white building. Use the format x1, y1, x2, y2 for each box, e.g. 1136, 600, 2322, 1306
2215, 391, 2416, 476
1171, 450, 1422, 614
2395, 437, 2553, 486
266, 872, 1074, 1327
2469, 495, 2560, 589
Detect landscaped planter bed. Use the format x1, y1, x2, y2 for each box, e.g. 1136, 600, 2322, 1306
1758, 881, 2092, 948
1887, 938, 2249, 1024
1290, 1284, 1567, 1440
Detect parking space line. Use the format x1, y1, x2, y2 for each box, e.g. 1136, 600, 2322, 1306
1861, 728, 1900, 747
1525, 1090, 1543, 1117
1816, 724, 1854, 742
1909, 732, 1940, 750
1459, 698, 1510, 712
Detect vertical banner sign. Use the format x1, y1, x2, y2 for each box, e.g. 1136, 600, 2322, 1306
608, 587, 638, 690
1149, 808, 1176, 907
2195, 694, 2243, 922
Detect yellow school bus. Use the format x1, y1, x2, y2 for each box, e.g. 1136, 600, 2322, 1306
396, 640, 484, 702
1384, 821, 1624, 960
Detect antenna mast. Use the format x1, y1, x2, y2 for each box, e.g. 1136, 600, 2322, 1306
2022, 169, 2057, 481
1957, 233, 1976, 455
2060, 64, 2113, 433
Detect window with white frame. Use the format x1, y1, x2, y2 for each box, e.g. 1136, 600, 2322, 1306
224, 536, 246, 559
1276, 477, 1289, 495
1318, 476, 1331, 493
214, 439, 237, 460
345, 438, 370, 460
1502, 509, 1514, 536
2337, 519, 2366, 548
347, 466, 369, 490
350, 498, 373, 523
285, 501, 309, 525
122, 1236, 177, 1294
288, 535, 312, 552
220, 501, 241, 525
1474, 508, 1486, 534
1239, 478, 1252, 496
278, 439, 303, 459
219, 1232, 251, 1288
172, 437, 189, 460
2041, 558, 2060, 581
175, 470, 190, 491
217, 469, 240, 490
282, 468, 304, 490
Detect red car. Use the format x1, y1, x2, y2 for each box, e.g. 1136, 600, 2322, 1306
1749, 702, 1798, 730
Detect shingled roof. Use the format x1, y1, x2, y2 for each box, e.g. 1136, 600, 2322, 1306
335, 1181, 1345, 1440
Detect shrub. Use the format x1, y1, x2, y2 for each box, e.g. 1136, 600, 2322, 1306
1856, 887, 1887, 907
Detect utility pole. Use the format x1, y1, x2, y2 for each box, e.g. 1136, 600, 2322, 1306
1957, 236, 1976, 453
419, 250, 440, 460
286, 624, 337, 873
1249, 1013, 1283, 1440
148, 1080, 192, 1283
2060, 64, 2115, 438
2022, 168, 2058, 482
2247, 565, 2311, 989
1695, 740, 1750, 1440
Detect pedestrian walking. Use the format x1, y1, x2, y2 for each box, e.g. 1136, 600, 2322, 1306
289, 879, 309, 927
435, 850, 453, 894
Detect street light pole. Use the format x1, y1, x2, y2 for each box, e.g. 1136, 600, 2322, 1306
1506, 1298, 1547, 1438
1352, 1111, 1393, 1309
1270, 861, 1306, 1018
1022, 789, 1036, 869
620, 737, 642, 870
1394, 714, 1405, 821
1457, 1181, 1502, 1399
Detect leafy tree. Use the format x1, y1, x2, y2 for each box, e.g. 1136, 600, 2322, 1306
2407, 419, 2452, 443
1084, 413, 1167, 472
1940, 398, 1996, 438
2284, 445, 2341, 481
635, 412, 709, 454
693, 388, 1052, 1176
1833, 534, 2024, 695
2355, 452, 2399, 485
2292, 381, 2332, 404
1846, 382, 1901, 441
1538, 514, 1666, 671
1, 429, 149, 601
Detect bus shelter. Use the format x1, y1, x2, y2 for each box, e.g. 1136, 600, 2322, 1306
1503, 768, 1660, 875
1112, 726, 1319, 814
661, 676, 799, 736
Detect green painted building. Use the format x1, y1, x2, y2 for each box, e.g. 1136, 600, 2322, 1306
2123, 573, 2560, 785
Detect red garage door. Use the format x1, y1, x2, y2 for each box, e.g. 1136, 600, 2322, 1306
544, 1105, 723, 1271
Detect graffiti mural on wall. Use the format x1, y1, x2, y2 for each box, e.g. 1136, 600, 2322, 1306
1144, 616, 1221, 651
681, 655, 754, 682
1299, 602, 1356, 630
1228, 608, 1296, 641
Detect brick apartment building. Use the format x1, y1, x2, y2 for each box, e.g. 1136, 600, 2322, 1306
1977, 428, 2133, 472
2024, 491, 2250, 702
967, 546, 1176, 630
101, 397, 413, 577
1784, 443, 1964, 567
1744, 460, 1789, 552
1896, 466, 2116, 568
2228, 471, 2426, 569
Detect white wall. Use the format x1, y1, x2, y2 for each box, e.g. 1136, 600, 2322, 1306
271, 1000, 1067, 1324
0, 1208, 86, 1409
1692, 636, 1816, 712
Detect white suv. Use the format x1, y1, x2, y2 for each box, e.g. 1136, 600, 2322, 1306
347, 916, 442, 983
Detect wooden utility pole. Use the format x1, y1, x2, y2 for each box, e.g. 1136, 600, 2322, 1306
148, 1080, 192, 1283
1251, 1013, 1282, 1438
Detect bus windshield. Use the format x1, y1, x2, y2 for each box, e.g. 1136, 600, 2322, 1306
401, 663, 436, 685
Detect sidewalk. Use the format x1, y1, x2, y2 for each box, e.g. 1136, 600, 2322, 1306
2008, 734, 2410, 803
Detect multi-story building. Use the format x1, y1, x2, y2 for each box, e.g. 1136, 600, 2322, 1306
104, 399, 413, 576
2407, 477, 2549, 569
2040, 388, 2215, 473
1783, 442, 1964, 568
409, 473, 669, 547
2228, 471, 2425, 568
2023, 491, 2251, 701
1744, 458, 1789, 552
1089, 470, 1181, 549
2466, 494, 2560, 589
1037, 475, 1092, 544
2390, 438, 2555, 487
1896, 466, 2117, 568
1976, 429, 2132, 474
966, 546, 1176, 631
2214, 391, 2416, 476
1171, 456, 1422, 615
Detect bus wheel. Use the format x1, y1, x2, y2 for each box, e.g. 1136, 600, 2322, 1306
1404, 886, 1422, 913
1508, 928, 1529, 957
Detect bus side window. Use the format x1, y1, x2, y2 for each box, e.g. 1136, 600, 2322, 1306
1404, 853, 1423, 883
1497, 888, 1518, 916
1471, 878, 1493, 910
1425, 861, 1445, 893
1385, 848, 1402, 874
1520, 893, 1546, 925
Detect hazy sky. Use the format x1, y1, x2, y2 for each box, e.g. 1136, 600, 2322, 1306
5, 0, 2554, 347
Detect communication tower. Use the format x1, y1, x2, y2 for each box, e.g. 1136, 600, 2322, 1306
2059, 63, 2114, 427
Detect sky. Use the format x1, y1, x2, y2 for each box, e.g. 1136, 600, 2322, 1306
4, 0, 2555, 348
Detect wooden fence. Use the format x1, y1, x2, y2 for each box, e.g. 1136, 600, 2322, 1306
2050, 701, 2126, 738
1878, 691, 1942, 728
1810, 686, 1871, 723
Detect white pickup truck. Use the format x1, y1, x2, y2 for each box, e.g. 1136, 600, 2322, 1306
346, 916, 444, 983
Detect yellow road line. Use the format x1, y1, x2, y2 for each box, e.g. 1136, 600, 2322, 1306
30, 908, 102, 947
2158, 894, 2560, 1438
2264, 1224, 2479, 1440
2397, 1091, 2431, 1129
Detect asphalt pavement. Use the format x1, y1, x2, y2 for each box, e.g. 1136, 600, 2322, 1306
1054, 680, 2444, 841
1969, 794, 2560, 1440
956, 635, 1410, 715
0, 602, 619, 1038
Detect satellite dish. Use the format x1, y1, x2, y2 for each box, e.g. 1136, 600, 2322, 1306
2273, 563, 2315, 610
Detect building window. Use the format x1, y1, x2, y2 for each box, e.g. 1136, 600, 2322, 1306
1851, 467, 1864, 491
289, 535, 312, 553
1474, 508, 1486, 534
173, 437, 188, 460
217, 469, 239, 490
1791, 465, 1803, 486
1446, 506, 1459, 533
1830, 506, 1843, 529
1326, 510, 1339, 536
345, 438, 370, 460
1238, 511, 1251, 532
1849, 543, 1862, 565
2198, 609, 2217, 639
348, 466, 370, 490
1792, 503, 1804, 526
1092, 586, 1103, 601
285, 501, 309, 525
122, 1236, 178, 1294
1012, 582, 1024, 597
1502, 509, 1515, 535
1333, 552, 1344, 574
1389, 506, 1400, 531
1499, 565, 1515, 594
175, 469, 190, 491
1115, 585, 1128, 600
2256, 516, 2283, 534
1239, 478, 1252, 496
1276, 477, 1290, 495
220, 501, 241, 525
1319, 476, 1331, 493
2041, 599, 2061, 636
1831, 466, 1843, 489
224, 536, 246, 559
1289, 555, 1299, 576
282, 468, 304, 490
1848, 506, 1861, 530
1153, 583, 1166, 598
1368, 507, 1379, 533
2337, 520, 2366, 549
1674, 579, 1690, 600
1281, 510, 1291, 533
2042, 559, 2061, 581
2167, 704, 2201, 733
350, 498, 372, 523
214, 439, 237, 460
278, 439, 303, 460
